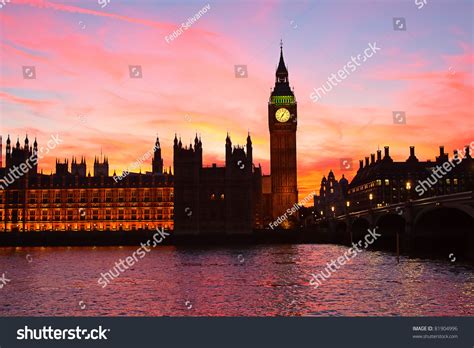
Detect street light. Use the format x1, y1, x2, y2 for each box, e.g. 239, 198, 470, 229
406, 181, 411, 201
369, 193, 374, 209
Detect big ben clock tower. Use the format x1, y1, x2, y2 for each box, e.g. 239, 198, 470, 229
268, 42, 298, 226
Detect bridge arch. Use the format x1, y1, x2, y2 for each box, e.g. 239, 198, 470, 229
414, 204, 474, 227
413, 206, 473, 260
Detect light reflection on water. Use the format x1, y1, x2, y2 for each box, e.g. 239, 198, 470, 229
0, 245, 472, 316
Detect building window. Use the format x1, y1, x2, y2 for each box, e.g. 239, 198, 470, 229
29, 210, 36, 221
67, 191, 74, 203
92, 209, 99, 220
93, 191, 99, 203
54, 210, 60, 221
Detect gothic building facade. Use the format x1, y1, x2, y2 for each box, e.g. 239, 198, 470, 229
0, 136, 173, 232
173, 134, 263, 235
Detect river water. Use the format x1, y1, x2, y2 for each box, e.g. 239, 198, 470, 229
0, 244, 472, 316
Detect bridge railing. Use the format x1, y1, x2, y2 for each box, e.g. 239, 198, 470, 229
319, 191, 473, 220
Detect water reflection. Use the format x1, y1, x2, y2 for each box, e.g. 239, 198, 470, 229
0, 245, 472, 316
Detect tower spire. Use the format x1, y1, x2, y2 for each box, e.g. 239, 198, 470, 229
275, 40, 289, 86
271, 41, 292, 97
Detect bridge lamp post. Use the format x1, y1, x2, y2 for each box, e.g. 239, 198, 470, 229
369, 193, 374, 209
406, 181, 412, 201
331, 205, 335, 217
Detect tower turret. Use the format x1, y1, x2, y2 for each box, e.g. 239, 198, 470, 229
246, 132, 253, 165
152, 136, 164, 174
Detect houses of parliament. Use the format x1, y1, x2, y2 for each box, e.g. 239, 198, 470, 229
0, 45, 300, 234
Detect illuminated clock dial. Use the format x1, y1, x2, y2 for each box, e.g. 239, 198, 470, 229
275, 108, 290, 123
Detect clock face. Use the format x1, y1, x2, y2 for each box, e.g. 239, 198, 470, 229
275, 108, 290, 123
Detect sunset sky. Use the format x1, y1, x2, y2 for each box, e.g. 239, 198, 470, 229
0, 0, 473, 200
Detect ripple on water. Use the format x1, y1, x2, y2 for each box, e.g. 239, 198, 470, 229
0, 245, 473, 316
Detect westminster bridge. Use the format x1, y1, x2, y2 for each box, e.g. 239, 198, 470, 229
313, 191, 474, 260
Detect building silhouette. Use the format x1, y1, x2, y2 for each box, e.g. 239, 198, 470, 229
314, 171, 348, 218
173, 133, 263, 234
5, 135, 38, 173
315, 145, 474, 215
